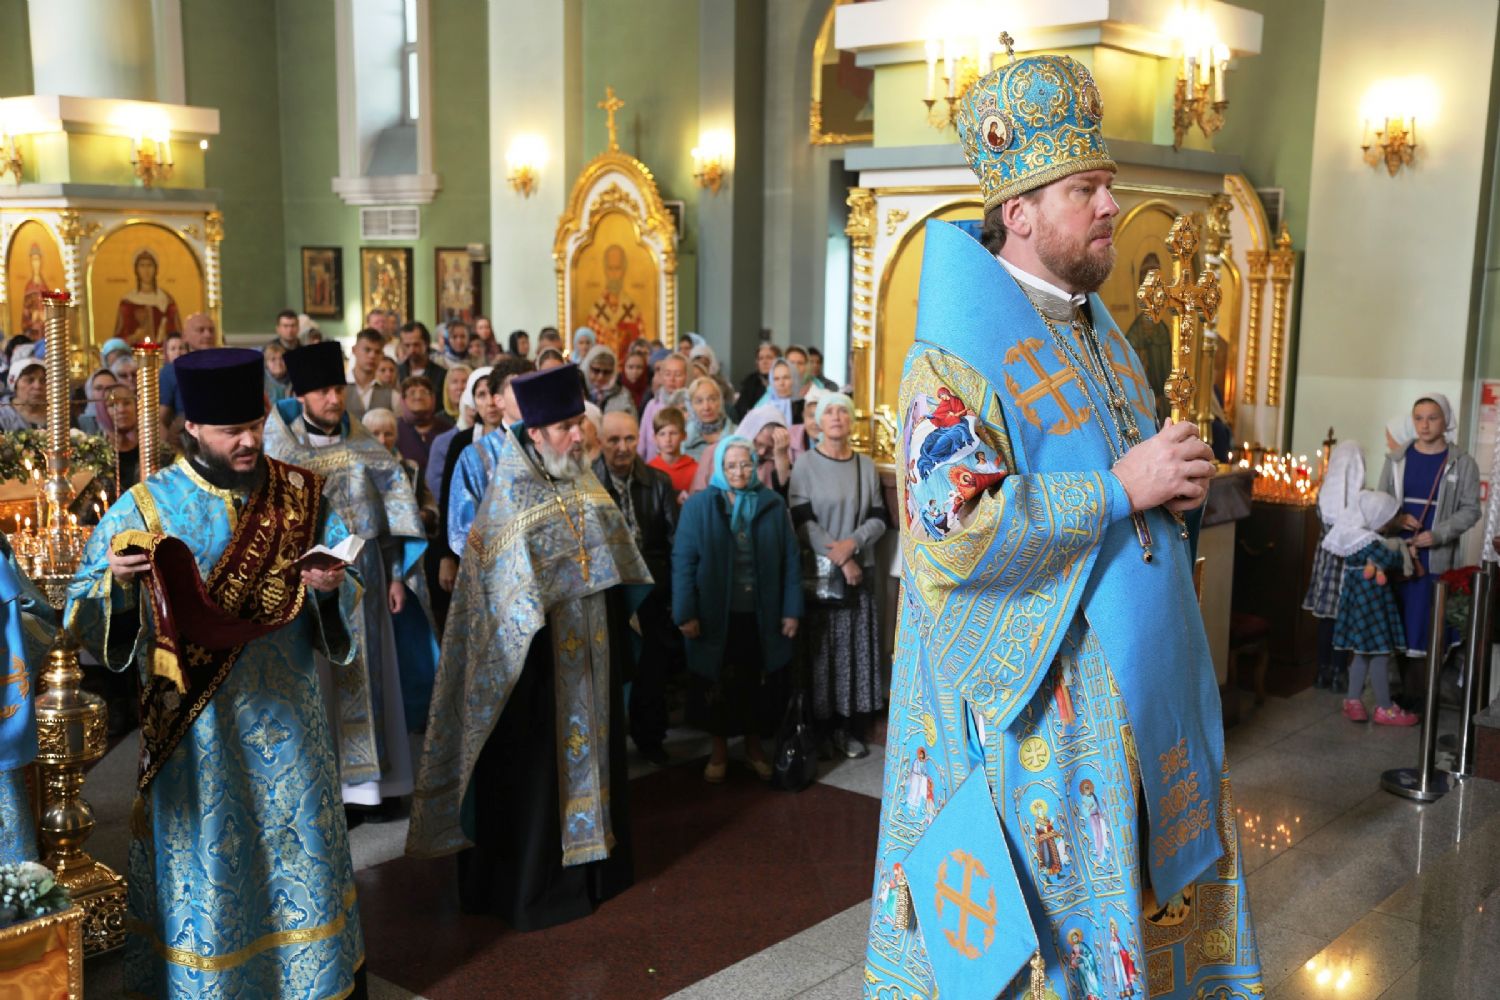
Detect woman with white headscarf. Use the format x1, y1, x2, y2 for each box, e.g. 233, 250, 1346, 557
1377, 392, 1481, 665
582, 343, 636, 416
1303, 440, 1366, 688
788, 393, 888, 758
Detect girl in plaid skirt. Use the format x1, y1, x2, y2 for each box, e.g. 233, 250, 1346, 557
1304, 441, 1366, 688
1326, 490, 1419, 725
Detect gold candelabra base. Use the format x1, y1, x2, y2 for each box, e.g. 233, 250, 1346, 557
33, 576, 127, 956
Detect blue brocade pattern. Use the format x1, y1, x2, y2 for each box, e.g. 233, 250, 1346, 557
65, 461, 364, 999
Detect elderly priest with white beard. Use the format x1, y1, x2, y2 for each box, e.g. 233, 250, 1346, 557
407, 363, 651, 930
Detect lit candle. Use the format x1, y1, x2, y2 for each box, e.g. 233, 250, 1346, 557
925, 40, 939, 101
1409, 117, 1417, 147
1214, 56, 1226, 102
944, 39, 956, 99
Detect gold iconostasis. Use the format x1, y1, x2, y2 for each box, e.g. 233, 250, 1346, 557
0, 206, 222, 366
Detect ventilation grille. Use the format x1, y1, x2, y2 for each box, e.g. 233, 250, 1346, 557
360, 206, 421, 241
1255, 187, 1285, 235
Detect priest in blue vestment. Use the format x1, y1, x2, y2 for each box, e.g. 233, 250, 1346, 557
66, 348, 367, 999
264, 340, 439, 821
408, 363, 651, 929
863, 51, 1264, 999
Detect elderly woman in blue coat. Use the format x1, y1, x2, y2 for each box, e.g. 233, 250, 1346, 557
673, 436, 803, 782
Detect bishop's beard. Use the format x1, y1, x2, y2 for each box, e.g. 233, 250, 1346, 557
1034, 211, 1115, 293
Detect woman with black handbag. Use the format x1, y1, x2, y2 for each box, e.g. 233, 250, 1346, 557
788, 393, 889, 759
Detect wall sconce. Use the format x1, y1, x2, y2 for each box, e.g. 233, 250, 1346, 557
1363, 117, 1417, 175
692, 131, 732, 194
1359, 78, 1433, 176
131, 132, 173, 187
919, 30, 1009, 131
1170, 9, 1230, 149
505, 134, 547, 197
0, 132, 21, 185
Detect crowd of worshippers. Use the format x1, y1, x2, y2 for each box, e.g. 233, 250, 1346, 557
2, 306, 891, 789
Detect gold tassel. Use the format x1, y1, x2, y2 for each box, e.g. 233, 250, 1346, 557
1028, 951, 1048, 1000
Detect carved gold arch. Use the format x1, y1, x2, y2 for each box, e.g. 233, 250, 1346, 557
872, 198, 983, 417
810, 0, 873, 146
554, 150, 678, 354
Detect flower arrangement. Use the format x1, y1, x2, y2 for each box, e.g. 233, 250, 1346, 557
1440, 565, 1479, 632
0, 862, 70, 929
0, 430, 117, 486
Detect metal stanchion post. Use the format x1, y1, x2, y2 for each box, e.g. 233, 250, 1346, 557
1456, 563, 1496, 778
1382, 580, 1452, 802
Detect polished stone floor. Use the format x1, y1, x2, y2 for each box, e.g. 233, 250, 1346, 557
78, 686, 1500, 998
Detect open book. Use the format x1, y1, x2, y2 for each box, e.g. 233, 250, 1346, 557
295, 535, 364, 570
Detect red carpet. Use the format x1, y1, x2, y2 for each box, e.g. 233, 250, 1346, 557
357, 760, 880, 999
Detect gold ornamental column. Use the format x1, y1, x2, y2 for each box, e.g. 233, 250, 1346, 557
1241, 249, 1269, 407
1199, 195, 1233, 443
1264, 222, 1296, 409
132, 341, 162, 480
31, 293, 128, 956
845, 187, 876, 454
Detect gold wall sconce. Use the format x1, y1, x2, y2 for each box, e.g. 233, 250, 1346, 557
0, 131, 21, 185
692, 131, 731, 194
919, 30, 1009, 131
505, 134, 547, 197
1170, 9, 1230, 149
1359, 77, 1436, 177
131, 133, 173, 187
1362, 117, 1417, 175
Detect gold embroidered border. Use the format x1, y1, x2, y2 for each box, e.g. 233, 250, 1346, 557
131, 887, 357, 973
130, 482, 164, 534
466, 485, 617, 563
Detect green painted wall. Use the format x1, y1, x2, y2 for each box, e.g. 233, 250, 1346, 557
274, 0, 491, 341
0, 0, 30, 97
1211, 0, 1325, 247
183, 0, 286, 336
580, 0, 699, 334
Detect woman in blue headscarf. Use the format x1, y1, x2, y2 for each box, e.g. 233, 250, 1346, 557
673, 436, 803, 783
755, 357, 803, 430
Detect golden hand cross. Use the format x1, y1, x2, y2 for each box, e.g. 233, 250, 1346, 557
599, 86, 625, 152
1135, 216, 1221, 423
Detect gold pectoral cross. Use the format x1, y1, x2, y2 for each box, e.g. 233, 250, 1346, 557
1135, 216, 1221, 423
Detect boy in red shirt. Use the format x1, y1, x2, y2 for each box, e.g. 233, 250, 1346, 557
647, 405, 697, 501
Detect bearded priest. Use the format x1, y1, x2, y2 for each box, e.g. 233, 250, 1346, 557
264, 340, 439, 823
66, 348, 366, 999
407, 363, 651, 930
862, 51, 1263, 1000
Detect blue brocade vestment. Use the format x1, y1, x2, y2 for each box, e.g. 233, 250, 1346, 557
864, 223, 1263, 999
66, 458, 364, 999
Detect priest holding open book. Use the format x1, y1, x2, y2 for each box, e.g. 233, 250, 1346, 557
65, 347, 370, 999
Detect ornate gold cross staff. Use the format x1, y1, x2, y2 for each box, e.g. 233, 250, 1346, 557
599, 86, 625, 153
1136, 216, 1221, 425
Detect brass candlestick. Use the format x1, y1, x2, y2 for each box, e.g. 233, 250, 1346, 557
133, 340, 162, 481
27, 293, 128, 955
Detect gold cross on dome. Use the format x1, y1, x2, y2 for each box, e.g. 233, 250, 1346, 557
1136, 216, 1220, 422
599, 86, 625, 151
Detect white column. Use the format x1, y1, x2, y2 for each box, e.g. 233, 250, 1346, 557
28, 0, 159, 101
488, 0, 582, 332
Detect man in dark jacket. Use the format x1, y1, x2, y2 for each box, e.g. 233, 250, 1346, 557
595, 410, 679, 766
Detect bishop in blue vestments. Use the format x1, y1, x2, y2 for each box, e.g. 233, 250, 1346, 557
863, 52, 1263, 999
66, 349, 366, 999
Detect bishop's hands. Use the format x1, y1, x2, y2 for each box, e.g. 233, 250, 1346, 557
1111, 420, 1216, 514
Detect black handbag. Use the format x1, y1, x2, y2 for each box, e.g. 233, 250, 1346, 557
769, 690, 819, 792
